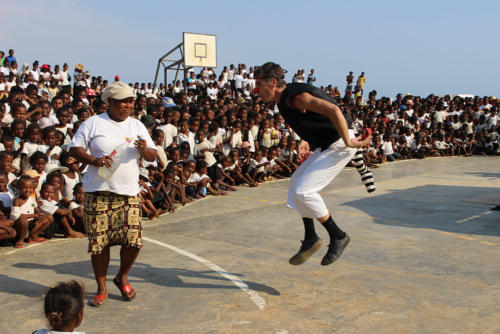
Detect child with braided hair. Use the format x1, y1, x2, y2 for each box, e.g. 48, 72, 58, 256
33, 280, 85, 334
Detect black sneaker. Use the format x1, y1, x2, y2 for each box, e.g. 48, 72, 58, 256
321, 234, 350, 266
289, 237, 323, 265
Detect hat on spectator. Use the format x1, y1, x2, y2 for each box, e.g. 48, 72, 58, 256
139, 168, 149, 179
40, 64, 50, 70
114, 75, 120, 81
45, 164, 69, 175
141, 115, 156, 128
162, 97, 176, 108
23, 169, 40, 178
75, 64, 84, 71
39, 88, 49, 97
400, 105, 407, 110
101, 81, 135, 105
86, 88, 96, 96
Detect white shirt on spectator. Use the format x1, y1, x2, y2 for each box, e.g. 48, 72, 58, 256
157, 123, 177, 149
194, 139, 217, 167
177, 131, 195, 155
381, 140, 394, 156
234, 74, 243, 89
70, 112, 156, 196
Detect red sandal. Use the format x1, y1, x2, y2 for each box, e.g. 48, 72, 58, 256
113, 277, 136, 301
89, 294, 107, 307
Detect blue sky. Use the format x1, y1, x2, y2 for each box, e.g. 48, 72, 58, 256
2, 0, 499, 97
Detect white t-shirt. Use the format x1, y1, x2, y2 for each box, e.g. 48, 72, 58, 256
70, 113, 156, 196
39, 198, 59, 215
61, 70, 71, 85
194, 139, 217, 167
249, 157, 268, 173
434, 110, 447, 124
157, 123, 177, 149
63, 173, 79, 200
381, 141, 394, 156
234, 74, 243, 89
177, 131, 195, 155
40, 145, 63, 166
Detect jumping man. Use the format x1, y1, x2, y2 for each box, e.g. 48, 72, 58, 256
255, 62, 372, 266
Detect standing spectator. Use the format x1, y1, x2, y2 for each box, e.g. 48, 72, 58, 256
60, 63, 71, 91
345, 71, 354, 97
307, 69, 316, 86
29, 61, 40, 84
69, 81, 157, 307
5, 49, 16, 67
356, 72, 366, 97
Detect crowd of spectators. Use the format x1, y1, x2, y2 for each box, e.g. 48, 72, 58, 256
0, 48, 498, 248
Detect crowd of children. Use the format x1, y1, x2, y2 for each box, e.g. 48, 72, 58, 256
0, 51, 498, 249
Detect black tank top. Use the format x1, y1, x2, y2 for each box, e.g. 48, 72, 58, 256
278, 83, 351, 151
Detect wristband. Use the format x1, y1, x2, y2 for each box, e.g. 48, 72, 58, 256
93, 157, 100, 167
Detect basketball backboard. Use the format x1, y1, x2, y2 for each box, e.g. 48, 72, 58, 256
183, 32, 217, 68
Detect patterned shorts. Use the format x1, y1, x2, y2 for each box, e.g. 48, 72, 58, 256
84, 191, 142, 255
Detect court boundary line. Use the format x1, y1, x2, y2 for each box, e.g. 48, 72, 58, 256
143, 236, 266, 310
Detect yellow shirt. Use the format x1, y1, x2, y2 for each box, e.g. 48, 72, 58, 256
357, 76, 366, 88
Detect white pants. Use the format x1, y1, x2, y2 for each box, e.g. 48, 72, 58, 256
287, 130, 356, 219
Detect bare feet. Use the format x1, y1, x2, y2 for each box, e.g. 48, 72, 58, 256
66, 231, 85, 239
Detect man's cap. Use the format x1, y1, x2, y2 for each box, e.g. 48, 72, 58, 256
114, 75, 120, 81
162, 97, 176, 108
23, 169, 40, 178
75, 64, 84, 71
101, 81, 135, 105
141, 114, 156, 128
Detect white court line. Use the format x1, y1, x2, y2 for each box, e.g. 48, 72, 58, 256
143, 236, 266, 310
456, 210, 493, 223
0, 238, 69, 258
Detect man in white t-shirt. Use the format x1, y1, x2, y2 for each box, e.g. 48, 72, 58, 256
234, 71, 243, 91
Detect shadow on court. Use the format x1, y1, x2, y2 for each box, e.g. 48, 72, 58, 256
5, 259, 280, 298
343, 184, 500, 237
464, 171, 500, 180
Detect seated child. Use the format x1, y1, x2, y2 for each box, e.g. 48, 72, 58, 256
0, 151, 17, 187
188, 160, 225, 198
163, 163, 192, 206
0, 170, 14, 217
248, 150, 270, 183
138, 168, 160, 219
268, 146, 292, 178
10, 176, 53, 248
60, 152, 81, 202
29, 151, 48, 195
39, 183, 84, 238
33, 280, 85, 334
69, 183, 85, 233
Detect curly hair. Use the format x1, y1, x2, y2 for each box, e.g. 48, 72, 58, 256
254, 62, 287, 87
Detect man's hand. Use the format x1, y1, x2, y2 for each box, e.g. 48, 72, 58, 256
347, 134, 372, 149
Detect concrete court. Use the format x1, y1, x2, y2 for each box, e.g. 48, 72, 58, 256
0, 156, 499, 334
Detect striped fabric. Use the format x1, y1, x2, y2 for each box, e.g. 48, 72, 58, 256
352, 150, 376, 193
